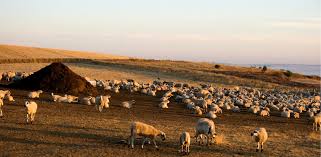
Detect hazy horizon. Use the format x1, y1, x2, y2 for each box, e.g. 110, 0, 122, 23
0, 0, 320, 64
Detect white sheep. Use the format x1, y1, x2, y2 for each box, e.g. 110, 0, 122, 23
186, 102, 195, 110
179, 132, 191, 154
159, 100, 170, 109
312, 115, 321, 131
193, 106, 203, 115
281, 109, 291, 118
0, 90, 10, 99
122, 100, 136, 109
5, 94, 14, 102
128, 121, 166, 149
205, 111, 217, 120
232, 106, 240, 112
260, 109, 270, 117
25, 101, 38, 124
293, 112, 300, 119
251, 128, 268, 152
28, 90, 43, 99
51, 93, 62, 102
96, 95, 111, 112
80, 96, 95, 105
195, 118, 216, 146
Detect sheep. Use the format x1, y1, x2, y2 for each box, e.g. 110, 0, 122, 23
56, 95, 78, 103
195, 118, 216, 146
80, 96, 95, 105
205, 111, 217, 120
0, 90, 10, 99
51, 93, 62, 102
260, 109, 270, 117
5, 95, 15, 102
186, 102, 195, 110
28, 90, 43, 99
248, 105, 260, 114
96, 95, 111, 112
0, 98, 3, 117
193, 106, 203, 115
25, 101, 38, 124
311, 115, 321, 131
293, 112, 300, 119
128, 121, 166, 149
122, 100, 136, 109
159, 100, 170, 109
232, 106, 240, 112
281, 109, 291, 118
179, 132, 191, 154
251, 128, 268, 152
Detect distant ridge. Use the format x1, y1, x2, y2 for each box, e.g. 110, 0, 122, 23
0, 44, 129, 59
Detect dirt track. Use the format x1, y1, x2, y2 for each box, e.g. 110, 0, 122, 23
0, 87, 320, 157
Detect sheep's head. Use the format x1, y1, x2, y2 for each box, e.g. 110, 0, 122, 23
38, 90, 43, 93
131, 100, 136, 104
251, 130, 259, 137
159, 132, 166, 141
25, 101, 30, 107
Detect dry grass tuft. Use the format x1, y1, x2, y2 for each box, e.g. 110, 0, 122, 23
308, 132, 321, 141
215, 134, 225, 144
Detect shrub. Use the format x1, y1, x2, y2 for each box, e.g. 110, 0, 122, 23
284, 70, 293, 77
214, 64, 221, 69
262, 66, 267, 72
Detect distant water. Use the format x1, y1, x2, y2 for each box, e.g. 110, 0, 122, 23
241, 64, 321, 76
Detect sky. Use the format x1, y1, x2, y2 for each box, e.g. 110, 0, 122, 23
0, 0, 320, 64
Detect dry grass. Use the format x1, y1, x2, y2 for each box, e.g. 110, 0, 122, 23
0, 44, 128, 59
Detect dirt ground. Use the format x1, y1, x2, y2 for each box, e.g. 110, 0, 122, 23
0, 87, 320, 157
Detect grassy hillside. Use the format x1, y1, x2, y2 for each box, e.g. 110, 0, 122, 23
0, 44, 128, 59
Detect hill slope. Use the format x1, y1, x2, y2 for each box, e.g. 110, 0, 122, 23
0, 44, 128, 59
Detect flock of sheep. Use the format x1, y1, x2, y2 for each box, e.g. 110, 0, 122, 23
0, 72, 320, 155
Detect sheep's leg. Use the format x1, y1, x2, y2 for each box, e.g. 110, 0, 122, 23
98, 105, 103, 112
0, 108, 2, 117
130, 135, 135, 149
187, 145, 190, 154
26, 114, 29, 124
206, 135, 210, 146
256, 142, 259, 152
31, 113, 36, 123
261, 142, 264, 152
152, 139, 159, 150
180, 144, 184, 153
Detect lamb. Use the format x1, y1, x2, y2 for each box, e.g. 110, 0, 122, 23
311, 115, 321, 131
122, 100, 136, 109
96, 95, 111, 112
25, 101, 38, 124
128, 121, 166, 149
251, 128, 268, 152
56, 95, 78, 103
28, 90, 43, 99
179, 132, 191, 154
195, 118, 216, 146
159, 100, 170, 109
